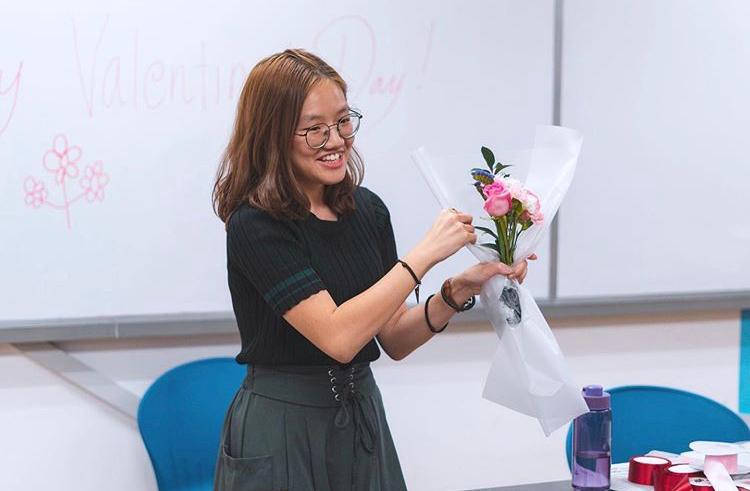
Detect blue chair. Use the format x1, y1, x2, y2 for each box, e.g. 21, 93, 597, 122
566, 385, 750, 466
138, 357, 246, 491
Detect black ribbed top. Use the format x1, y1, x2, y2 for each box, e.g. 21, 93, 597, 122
226, 186, 399, 366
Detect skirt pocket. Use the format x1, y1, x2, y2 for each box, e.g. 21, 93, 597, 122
216, 443, 274, 491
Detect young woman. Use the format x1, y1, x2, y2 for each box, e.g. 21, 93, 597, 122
212, 49, 533, 491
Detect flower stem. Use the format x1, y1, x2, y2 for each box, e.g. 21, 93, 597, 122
506, 213, 516, 263
494, 217, 509, 265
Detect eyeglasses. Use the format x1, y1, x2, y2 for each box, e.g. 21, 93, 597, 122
295, 110, 363, 149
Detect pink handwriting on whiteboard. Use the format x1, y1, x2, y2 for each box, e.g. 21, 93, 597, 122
0, 62, 23, 138
72, 17, 251, 116
314, 15, 377, 99
313, 16, 434, 128
24, 134, 109, 229
69, 15, 434, 119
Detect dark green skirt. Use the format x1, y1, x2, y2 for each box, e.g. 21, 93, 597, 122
214, 363, 407, 491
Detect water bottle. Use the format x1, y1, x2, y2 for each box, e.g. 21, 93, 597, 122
571, 385, 612, 491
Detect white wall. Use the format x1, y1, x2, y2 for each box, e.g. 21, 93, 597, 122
0, 311, 741, 491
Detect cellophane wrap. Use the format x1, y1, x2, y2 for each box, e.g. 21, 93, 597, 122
411, 125, 588, 435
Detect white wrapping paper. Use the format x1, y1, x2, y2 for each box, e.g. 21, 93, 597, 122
411, 125, 588, 435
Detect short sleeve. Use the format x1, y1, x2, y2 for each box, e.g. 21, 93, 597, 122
367, 189, 399, 272
227, 206, 326, 316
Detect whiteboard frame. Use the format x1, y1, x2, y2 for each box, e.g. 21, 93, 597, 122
3, 0, 749, 344
3, 290, 750, 343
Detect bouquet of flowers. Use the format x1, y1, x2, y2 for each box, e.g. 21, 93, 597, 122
412, 126, 588, 435
472, 148, 544, 261
470, 147, 545, 325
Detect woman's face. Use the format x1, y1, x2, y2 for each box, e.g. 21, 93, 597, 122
290, 78, 353, 198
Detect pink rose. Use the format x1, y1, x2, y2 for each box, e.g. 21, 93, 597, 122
521, 209, 544, 223
504, 177, 528, 201
520, 191, 544, 223
483, 180, 508, 197
483, 181, 512, 217
525, 191, 540, 213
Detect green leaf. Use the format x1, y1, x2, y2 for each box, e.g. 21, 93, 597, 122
480, 242, 500, 253
475, 226, 498, 238
494, 162, 512, 174
481, 146, 495, 171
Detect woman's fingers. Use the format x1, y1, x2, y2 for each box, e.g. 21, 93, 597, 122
446, 207, 472, 222
460, 223, 476, 244
508, 260, 528, 280
451, 212, 473, 224
495, 262, 512, 275
508, 254, 536, 281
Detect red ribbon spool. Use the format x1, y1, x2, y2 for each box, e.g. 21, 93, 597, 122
654, 464, 702, 491
629, 455, 672, 485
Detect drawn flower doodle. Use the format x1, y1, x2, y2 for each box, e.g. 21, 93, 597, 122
23, 177, 47, 208
24, 134, 109, 229
43, 134, 81, 184
80, 161, 109, 202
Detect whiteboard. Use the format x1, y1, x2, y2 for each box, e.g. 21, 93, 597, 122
557, 0, 750, 298
1, 0, 555, 323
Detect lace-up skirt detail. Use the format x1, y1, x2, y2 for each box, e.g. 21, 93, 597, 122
214, 362, 407, 491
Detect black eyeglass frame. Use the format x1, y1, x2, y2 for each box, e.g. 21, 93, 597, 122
294, 110, 363, 149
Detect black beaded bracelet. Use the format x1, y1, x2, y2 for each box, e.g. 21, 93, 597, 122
424, 294, 448, 333
397, 259, 421, 303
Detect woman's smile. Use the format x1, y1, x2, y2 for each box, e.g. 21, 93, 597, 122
317, 152, 345, 169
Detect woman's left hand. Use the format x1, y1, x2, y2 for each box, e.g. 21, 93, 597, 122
453, 253, 538, 295
507, 253, 538, 284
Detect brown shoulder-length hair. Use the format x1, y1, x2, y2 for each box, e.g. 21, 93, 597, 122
212, 49, 364, 225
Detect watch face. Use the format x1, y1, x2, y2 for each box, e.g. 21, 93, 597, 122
463, 296, 476, 310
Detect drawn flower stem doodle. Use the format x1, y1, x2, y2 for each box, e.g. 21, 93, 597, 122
24, 134, 109, 229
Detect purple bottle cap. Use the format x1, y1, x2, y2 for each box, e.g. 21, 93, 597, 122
582, 384, 610, 410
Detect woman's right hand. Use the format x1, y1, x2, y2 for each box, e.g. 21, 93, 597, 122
417, 208, 476, 265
